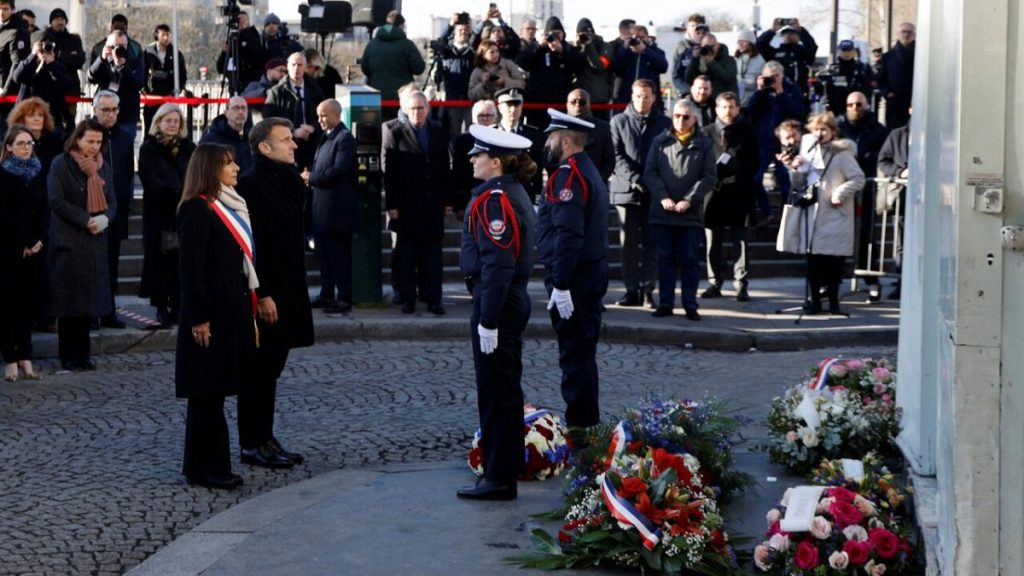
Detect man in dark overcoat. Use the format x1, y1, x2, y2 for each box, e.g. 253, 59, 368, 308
381, 89, 452, 315
307, 99, 357, 313
263, 51, 323, 171
702, 92, 759, 302
235, 117, 315, 469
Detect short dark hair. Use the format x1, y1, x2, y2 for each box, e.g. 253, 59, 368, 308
631, 79, 655, 94
385, 10, 404, 26
715, 92, 739, 106
64, 119, 108, 154
249, 117, 293, 154
618, 19, 635, 31
0, 0, 16, 9
775, 118, 803, 137
688, 13, 706, 24
20, 9, 34, 18
155, 23, 170, 35
111, 13, 128, 25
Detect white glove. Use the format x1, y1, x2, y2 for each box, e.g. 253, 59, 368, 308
478, 324, 498, 354
92, 214, 109, 232
547, 288, 574, 319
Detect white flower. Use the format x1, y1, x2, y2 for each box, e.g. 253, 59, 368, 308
801, 427, 820, 447
829, 551, 850, 569
810, 516, 832, 540
842, 524, 869, 542
754, 545, 772, 571
854, 494, 877, 516
769, 533, 791, 552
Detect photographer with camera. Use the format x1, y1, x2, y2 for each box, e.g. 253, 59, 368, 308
467, 40, 524, 102
670, 15, 708, 99
571, 18, 615, 121
612, 25, 668, 114
261, 13, 302, 61
684, 34, 737, 101
471, 4, 520, 60
12, 39, 76, 132
34, 10, 85, 111
745, 60, 805, 218
756, 18, 817, 96
518, 17, 582, 129
143, 24, 188, 135
89, 15, 143, 65
777, 112, 864, 315
88, 29, 145, 140
433, 13, 475, 137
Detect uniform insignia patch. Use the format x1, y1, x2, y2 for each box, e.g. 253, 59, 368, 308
559, 188, 573, 202
17, 41, 25, 50
488, 219, 506, 237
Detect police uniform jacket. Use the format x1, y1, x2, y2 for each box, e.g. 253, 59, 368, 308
237, 155, 315, 351
460, 175, 536, 328
537, 151, 609, 290
0, 15, 29, 94
382, 117, 452, 240
643, 129, 717, 228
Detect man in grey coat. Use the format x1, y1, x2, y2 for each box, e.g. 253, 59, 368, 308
643, 99, 717, 320
608, 79, 672, 307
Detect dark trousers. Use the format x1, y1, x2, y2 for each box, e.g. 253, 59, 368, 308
471, 283, 530, 482
57, 316, 91, 363
705, 226, 749, 287
615, 204, 657, 296
237, 344, 289, 449
808, 254, 846, 306
107, 234, 122, 300
315, 232, 353, 304
655, 225, 703, 310
1, 300, 34, 363
546, 261, 608, 428
182, 395, 232, 479
395, 235, 442, 306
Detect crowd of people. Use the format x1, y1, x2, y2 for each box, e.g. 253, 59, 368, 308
0, 0, 917, 492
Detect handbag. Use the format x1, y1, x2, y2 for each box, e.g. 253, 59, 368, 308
160, 230, 179, 254
776, 204, 806, 254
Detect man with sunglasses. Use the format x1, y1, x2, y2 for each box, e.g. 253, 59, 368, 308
565, 88, 613, 180
838, 90, 889, 302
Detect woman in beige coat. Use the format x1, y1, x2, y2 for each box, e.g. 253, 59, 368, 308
785, 112, 865, 314
467, 40, 525, 101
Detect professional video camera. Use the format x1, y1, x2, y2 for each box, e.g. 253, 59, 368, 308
220, 0, 252, 30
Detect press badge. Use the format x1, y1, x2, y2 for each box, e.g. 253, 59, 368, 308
717, 152, 732, 165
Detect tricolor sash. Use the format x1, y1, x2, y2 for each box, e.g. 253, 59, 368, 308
200, 194, 260, 347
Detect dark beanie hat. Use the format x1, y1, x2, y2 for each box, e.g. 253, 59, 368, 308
50, 8, 68, 23
576, 18, 595, 34
544, 16, 564, 34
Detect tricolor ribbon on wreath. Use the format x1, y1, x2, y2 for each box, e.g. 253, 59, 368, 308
599, 473, 662, 551
796, 358, 842, 432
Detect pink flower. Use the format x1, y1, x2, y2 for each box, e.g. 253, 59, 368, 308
882, 394, 893, 404
843, 525, 869, 542
872, 367, 892, 383
845, 359, 864, 371
754, 544, 772, 571
854, 495, 877, 517
843, 539, 872, 565
869, 528, 901, 559
874, 382, 889, 395
766, 508, 782, 526
810, 516, 833, 540
830, 365, 849, 378
768, 533, 791, 552
829, 551, 850, 569
816, 496, 836, 514
794, 541, 820, 570
828, 486, 858, 502
786, 430, 799, 443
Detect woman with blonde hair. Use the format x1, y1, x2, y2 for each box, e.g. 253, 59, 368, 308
779, 111, 865, 315
138, 103, 196, 326
176, 143, 258, 489
467, 40, 525, 101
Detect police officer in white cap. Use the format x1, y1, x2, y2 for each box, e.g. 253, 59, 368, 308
537, 109, 609, 429
457, 125, 538, 501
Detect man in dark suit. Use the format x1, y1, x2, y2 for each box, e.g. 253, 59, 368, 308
565, 88, 614, 181
381, 89, 452, 315
263, 51, 323, 170
307, 99, 357, 313
235, 117, 315, 469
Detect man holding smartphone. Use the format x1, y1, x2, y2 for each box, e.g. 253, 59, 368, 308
755, 17, 818, 95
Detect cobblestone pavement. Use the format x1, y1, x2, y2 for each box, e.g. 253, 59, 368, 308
0, 341, 894, 575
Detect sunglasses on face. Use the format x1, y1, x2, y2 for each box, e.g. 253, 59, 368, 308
568, 99, 588, 104
673, 114, 692, 120
847, 102, 865, 108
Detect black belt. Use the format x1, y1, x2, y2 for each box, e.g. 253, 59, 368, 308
465, 275, 529, 292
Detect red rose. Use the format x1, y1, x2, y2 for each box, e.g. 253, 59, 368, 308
794, 541, 820, 570
829, 500, 864, 527
618, 476, 648, 499
843, 539, 872, 565
828, 486, 858, 502
869, 527, 901, 559
652, 448, 687, 479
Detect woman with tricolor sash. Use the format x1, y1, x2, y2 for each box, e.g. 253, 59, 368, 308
175, 144, 258, 490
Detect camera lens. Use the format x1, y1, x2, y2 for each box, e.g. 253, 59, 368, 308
42, 42, 55, 52
114, 46, 127, 58
628, 37, 640, 47
546, 33, 556, 43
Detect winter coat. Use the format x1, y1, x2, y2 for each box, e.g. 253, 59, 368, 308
609, 103, 673, 204
612, 42, 669, 105
138, 135, 195, 299
0, 165, 48, 311
104, 124, 135, 241
309, 123, 358, 236
877, 125, 909, 178
736, 52, 766, 105
755, 29, 818, 90
703, 119, 760, 228
437, 40, 475, 99
467, 58, 525, 101
34, 27, 86, 74
381, 118, 452, 240
837, 113, 889, 177
0, 15, 29, 94
684, 44, 739, 99
12, 55, 77, 129
46, 153, 116, 317
87, 54, 145, 126
174, 197, 256, 399
359, 24, 426, 100
744, 78, 806, 155
643, 129, 717, 228
519, 44, 583, 107
237, 155, 315, 352
877, 42, 914, 102
572, 35, 615, 104
200, 114, 254, 171
143, 42, 188, 95
797, 136, 865, 256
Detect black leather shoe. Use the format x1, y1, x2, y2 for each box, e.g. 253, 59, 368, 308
684, 308, 702, 321
644, 290, 656, 309
457, 479, 517, 500
267, 437, 305, 464
187, 473, 243, 490
401, 301, 416, 314
616, 292, 642, 307
100, 315, 127, 329
60, 360, 80, 372
736, 286, 751, 302
427, 303, 446, 316
80, 358, 97, 370
324, 303, 352, 314
867, 285, 881, 303
651, 307, 673, 318
699, 285, 722, 298
310, 297, 336, 309
240, 445, 294, 469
